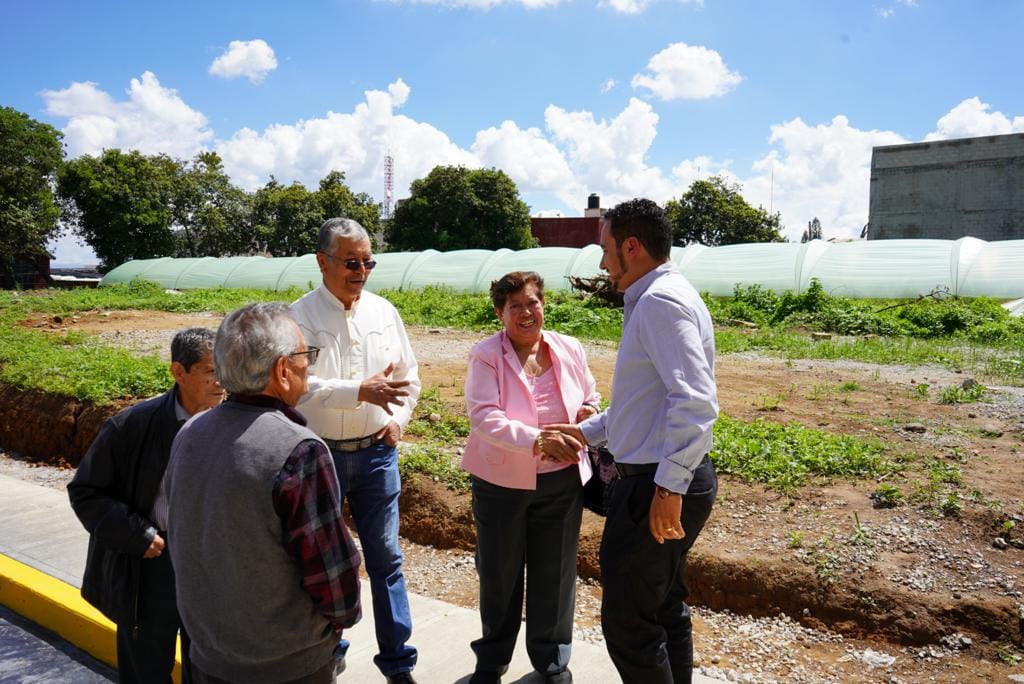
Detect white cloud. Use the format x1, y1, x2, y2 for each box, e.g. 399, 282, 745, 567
631, 42, 742, 100
599, 0, 703, 13
736, 115, 906, 240
216, 78, 475, 196
48, 233, 99, 266
208, 39, 278, 84
877, 0, 918, 19
472, 121, 579, 197
600, 78, 617, 93
545, 98, 677, 206
924, 97, 1024, 140
43, 67, 1021, 255
42, 71, 213, 158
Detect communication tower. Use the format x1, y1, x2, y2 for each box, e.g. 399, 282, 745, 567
383, 151, 394, 220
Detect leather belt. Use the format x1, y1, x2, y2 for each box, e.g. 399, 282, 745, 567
323, 433, 382, 453
614, 462, 658, 478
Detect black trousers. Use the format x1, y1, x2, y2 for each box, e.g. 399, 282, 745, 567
599, 455, 717, 684
116, 546, 191, 684
470, 467, 583, 676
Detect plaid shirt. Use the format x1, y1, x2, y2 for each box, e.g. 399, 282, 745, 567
234, 394, 362, 630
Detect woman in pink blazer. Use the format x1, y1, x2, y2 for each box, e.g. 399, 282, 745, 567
462, 271, 599, 684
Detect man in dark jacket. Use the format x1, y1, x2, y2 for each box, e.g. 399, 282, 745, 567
68, 327, 224, 684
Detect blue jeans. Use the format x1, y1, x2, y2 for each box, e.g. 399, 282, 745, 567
330, 442, 417, 676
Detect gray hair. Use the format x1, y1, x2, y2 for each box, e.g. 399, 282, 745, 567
317, 217, 370, 253
171, 327, 216, 371
214, 303, 300, 395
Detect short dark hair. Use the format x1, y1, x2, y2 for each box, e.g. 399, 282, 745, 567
490, 271, 545, 310
604, 198, 672, 261
171, 327, 216, 371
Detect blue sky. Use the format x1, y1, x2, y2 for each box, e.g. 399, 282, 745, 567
3, 0, 1022, 265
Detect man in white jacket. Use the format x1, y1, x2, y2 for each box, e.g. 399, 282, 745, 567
291, 217, 421, 684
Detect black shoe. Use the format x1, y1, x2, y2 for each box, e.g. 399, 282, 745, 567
468, 664, 508, 684
385, 673, 417, 684
544, 668, 572, 683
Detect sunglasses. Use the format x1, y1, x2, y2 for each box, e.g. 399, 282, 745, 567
322, 252, 377, 271
288, 345, 320, 365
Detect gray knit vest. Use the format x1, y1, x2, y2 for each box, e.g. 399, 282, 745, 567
166, 401, 336, 683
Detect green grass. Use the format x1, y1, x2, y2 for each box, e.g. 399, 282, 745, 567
398, 441, 470, 492
398, 385, 471, 491
715, 326, 1023, 384
939, 382, 988, 404
382, 285, 624, 341
0, 279, 300, 403
1, 277, 1021, 406
404, 386, 470, 442
710, 413, 895, 491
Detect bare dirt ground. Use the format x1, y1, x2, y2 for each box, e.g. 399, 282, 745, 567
4, 310, 1024, 683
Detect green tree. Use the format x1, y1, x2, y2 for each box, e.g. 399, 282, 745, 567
172, 151, 254, 257
665, 176, 784, 247
387, 166, 534, 251
801, 217, 823, 243
251, 178, 322, 256
0, 107, 64, 280
315, 171, 382, 248
58, 150, 178, 271
249, 171, 380, 256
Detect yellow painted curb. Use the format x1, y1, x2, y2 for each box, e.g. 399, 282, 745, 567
0, 553, 182, 682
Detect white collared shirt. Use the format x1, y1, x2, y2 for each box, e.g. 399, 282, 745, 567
291, 285, 421, 440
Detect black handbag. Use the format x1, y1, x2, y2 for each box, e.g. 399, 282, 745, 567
582, 445, 618, 516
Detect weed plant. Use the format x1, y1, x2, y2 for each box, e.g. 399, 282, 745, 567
710, 414, 894, 491
399, 385, 471, 490
382, 286, 623, 341
1, 276, 1020, 405
706, 279, 1024, 383
0, 279, 300, 402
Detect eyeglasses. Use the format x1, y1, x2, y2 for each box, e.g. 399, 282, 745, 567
288, 346, 320, 365
321, 252, 377, 271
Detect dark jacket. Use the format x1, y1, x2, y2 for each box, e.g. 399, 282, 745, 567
68, 387, 181, 625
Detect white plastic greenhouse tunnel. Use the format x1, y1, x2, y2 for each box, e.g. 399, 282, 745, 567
99, 237, 1024, 300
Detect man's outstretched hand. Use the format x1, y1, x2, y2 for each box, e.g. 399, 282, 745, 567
358, 363, 411, 415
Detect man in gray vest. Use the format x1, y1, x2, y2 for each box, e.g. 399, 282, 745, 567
166, 302, 362, 684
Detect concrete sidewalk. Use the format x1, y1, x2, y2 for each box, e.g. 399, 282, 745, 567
0, 473, 720, 683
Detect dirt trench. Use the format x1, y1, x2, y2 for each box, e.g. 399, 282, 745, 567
4, 383, 1021, 655
399, 475, 1023, 651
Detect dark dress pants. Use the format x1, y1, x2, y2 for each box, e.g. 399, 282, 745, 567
599, 455, 717, 684
471, 467, 583, 676
116, 546, 191, 684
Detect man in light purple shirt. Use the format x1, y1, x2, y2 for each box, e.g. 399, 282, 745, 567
551, 198, 718, 683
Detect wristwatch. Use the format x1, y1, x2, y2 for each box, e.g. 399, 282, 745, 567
655, 485, 680, 499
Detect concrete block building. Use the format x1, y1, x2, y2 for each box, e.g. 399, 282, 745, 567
868, 133, 1024, 240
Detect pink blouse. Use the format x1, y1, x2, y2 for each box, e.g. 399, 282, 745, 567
531, 368, 572, 474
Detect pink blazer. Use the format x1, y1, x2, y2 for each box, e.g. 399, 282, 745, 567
462, 330, 599, 490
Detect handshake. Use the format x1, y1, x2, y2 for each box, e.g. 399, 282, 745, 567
534, 405, 594, 464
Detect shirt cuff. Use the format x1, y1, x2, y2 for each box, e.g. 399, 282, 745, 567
579, 413, 606, 446
654, 459, 696, 495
